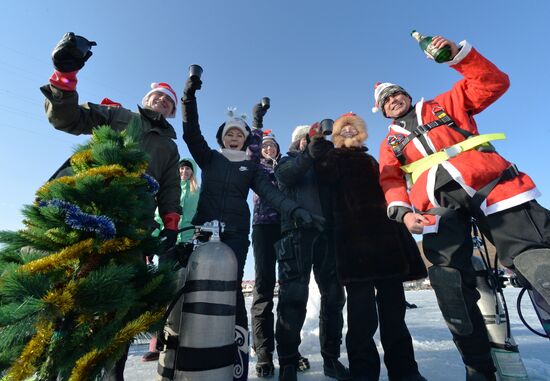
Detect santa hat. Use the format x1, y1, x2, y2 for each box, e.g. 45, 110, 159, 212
142, 82, 178, 118
100, 97, 122, 107
332, 112, 368, 148
371, 82, 411, 117
291, 125, 311, 143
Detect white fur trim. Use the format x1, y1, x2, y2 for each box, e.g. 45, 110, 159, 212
482, 187, 541, 215
387, 200, 414, 211
372, 106, 379, 113
388, 123, 410, 135
445, 40, 472, 66
427, 165, 439, 208
141, 84, 178, 118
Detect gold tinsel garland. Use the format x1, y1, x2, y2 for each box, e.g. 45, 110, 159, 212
36, 164, 147, 199
68, 309, 164, 381
5, 320, 55, 381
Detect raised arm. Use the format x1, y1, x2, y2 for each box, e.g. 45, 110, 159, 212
181, 76, 213, 169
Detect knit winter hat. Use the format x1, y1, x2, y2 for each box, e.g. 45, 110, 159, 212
215, 108, 252, 150
262, 129, 277, 144
221, 108, 250, 139
142, 82, 178, 118
332, 112, 368, 148
291, 125, 311, 143
179, 159, 193, 169
372, 82, 411, 117
262, 129, 280, 155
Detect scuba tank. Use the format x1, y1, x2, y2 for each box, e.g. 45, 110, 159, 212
157, 221, 238, 381
470, 222, 529, 381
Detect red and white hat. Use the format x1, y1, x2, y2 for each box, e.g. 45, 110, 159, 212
142, 82, 178, 118
100, 97, 122, 107
371, 82, 410, 116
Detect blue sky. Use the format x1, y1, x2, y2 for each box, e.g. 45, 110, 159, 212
1, 1, 549, 280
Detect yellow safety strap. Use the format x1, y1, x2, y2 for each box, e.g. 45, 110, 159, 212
401, 133, 506, 184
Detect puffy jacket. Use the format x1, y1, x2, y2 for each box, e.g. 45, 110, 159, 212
275, 147, 331, 233
252, 154, 281, 225
182, 98, 299, 234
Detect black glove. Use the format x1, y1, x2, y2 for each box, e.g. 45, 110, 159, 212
252, 101, 270, 128
52, 32, 96, 72
291, 208, 325, 231
307, 136, 333, 159
183, 76, 202, 100
159, 228, 178, 250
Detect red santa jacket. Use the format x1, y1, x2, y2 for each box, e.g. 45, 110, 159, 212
379, 41, 540, 234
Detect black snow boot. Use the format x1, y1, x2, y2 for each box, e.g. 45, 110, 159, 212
256, 352, 275, 378
323, 358, 352, 380
278, 364, 297, 381
297, 354, 310, 372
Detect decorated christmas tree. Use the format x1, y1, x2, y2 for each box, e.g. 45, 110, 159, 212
0, 119, 176, 380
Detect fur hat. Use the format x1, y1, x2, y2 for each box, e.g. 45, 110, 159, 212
215, 108, 251, 150
371, 82, 411, 117
142, 82, 178, 118
332, 112, 368, 148
291, 125, 311, 143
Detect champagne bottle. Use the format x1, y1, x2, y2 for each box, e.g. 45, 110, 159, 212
411, 30, 452, 63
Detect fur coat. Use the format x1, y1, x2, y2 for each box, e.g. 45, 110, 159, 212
316, 146, 426, 284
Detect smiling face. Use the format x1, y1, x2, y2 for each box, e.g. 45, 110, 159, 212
179, 165, 193, 180
146, 92, 175, 118
339, 124, 358, 139
222, 128, 246, 151
383, 92, 411, 119
261, 140, 278, 159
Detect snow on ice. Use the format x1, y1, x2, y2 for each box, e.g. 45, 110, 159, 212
124, 281, 550, 380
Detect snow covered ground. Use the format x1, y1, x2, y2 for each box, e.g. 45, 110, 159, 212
124, 282, 550, 380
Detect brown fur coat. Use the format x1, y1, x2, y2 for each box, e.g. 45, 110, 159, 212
316, 147, 426, 284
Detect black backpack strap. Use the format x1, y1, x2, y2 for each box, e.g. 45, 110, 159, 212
391, 107, 472, 165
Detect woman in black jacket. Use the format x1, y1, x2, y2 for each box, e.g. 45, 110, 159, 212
181, 75, 315, 380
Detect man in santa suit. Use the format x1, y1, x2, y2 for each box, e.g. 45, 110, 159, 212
375, 35, 550, 381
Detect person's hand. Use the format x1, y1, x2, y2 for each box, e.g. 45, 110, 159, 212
403, 212, 430, 234
252, 101, 270, 128
307, 136, 333, 159
430, 36, 460, 60
158, 228, 178, 250
291, 208, 325, 231
52, 32, 96, 72
183, 76, 202, 100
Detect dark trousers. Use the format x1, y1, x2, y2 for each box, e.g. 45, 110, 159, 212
346, 279, 419, 381
275, 228, 346, 365
221, 232, 251, 329
423, 180, 550, 373
251, 223, 280, 361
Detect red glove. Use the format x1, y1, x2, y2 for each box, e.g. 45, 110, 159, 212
49, 70, 78, 91
308, 122, 320, 138
161, 212, 180, 231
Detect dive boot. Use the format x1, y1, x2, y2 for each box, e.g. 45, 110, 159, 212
513, 249, 550, 306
